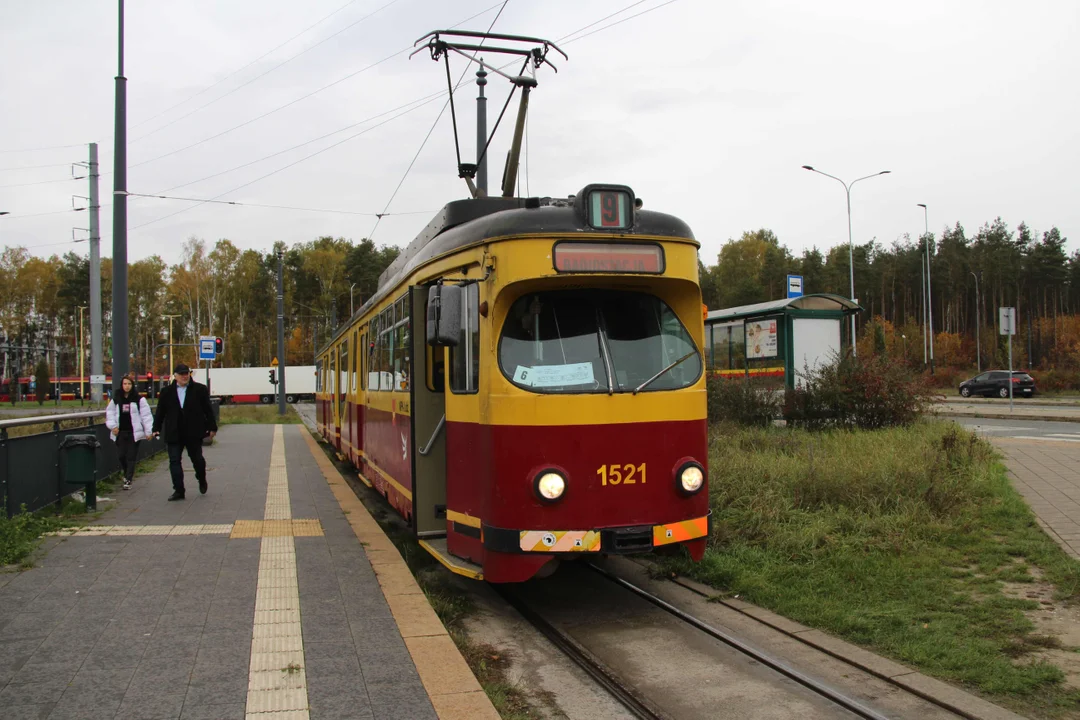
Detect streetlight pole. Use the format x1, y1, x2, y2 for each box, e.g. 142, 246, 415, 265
971, 271, 981, 373
350, 283, 357, 318
78, 305, 87, 406
917, 203, 934, 374
111, 0, 130, 396
801, 166, 891, 356
162, 314, 181, 383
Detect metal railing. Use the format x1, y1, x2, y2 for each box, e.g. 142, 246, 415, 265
0, 410, 165, 519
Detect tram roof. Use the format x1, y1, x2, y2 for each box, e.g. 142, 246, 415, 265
323, 192, 695, 350
706, 293, 862, 322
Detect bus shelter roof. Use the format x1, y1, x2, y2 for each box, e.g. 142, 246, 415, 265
706, 293, 862, 323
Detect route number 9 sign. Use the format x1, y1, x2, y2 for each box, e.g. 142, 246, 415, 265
587, 189, 630, 229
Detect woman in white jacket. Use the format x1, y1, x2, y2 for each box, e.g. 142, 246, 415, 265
105, 375, 154, 490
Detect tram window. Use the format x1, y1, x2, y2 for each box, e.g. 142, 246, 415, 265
367, 320, 379, 389
339, 343, 348, 406
328, 352, 336, 399
350, 331, 358, 395
315, 360, 322, 392
393, 295, 410, 392
499, 290, 701, 394
450, 284, 480, 394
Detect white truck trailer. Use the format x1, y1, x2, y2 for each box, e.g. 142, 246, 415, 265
193, 365, 316, 404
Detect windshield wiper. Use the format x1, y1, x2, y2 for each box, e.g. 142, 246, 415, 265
633, 350, 698, 395
595, 308, 615, 395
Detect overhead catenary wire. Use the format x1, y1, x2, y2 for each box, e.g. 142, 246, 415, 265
0, 176, 84, 189
124, 191, 433, 217
130, 0, 679, 235
370, 0, 511, 240
126, 2, 504, 172
130, 0, 403, 144
0, 162, 78, 173
0, 143, 86, 154
130, 0, 366, 132
130, 95, 443, 231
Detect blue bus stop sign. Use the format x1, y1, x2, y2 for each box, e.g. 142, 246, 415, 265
787, 274, 804, 299
198, 337, 216, 361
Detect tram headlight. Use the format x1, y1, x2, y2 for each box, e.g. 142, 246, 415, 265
534, 471, 567, 503
676, 462, 705, 495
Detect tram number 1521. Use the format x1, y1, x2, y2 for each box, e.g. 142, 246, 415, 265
597, 463, 646, 486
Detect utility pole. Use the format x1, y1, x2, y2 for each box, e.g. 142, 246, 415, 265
162, 314, 180, 378
276, 249, 286, 416
971, 271, 981, 373
111, 0, 130, 393
88, 143, 103, 403
476, 65, 488, 196
78, 306, 87, 405
918, 203, 934, 374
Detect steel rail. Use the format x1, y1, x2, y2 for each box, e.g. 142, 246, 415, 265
584, 562, 893, 720
492, 585, 668, 720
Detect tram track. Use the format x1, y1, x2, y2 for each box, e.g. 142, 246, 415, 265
496, 559, 969, 720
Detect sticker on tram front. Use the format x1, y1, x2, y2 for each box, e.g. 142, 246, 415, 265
513, 363, 595, 388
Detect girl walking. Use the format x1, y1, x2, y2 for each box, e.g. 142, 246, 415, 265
105, 375, 154, 490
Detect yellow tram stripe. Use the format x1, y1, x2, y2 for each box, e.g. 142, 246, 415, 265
446, 510, 481, 529
365, 455, 412, 502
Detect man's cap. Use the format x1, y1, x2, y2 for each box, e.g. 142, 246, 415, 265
174, 363, 191, 374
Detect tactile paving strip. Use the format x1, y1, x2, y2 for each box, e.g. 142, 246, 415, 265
245, 424, 310, 720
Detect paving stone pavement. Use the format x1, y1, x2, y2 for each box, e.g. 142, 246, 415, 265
995, 439, 1080, 559
0, 422, 437, 720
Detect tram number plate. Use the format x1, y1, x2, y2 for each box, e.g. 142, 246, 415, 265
597, 464, 646, 486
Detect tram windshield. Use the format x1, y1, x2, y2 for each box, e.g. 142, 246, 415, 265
499, 290, 701, 394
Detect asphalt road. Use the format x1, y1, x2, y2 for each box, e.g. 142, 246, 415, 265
955, 416, 1080, 441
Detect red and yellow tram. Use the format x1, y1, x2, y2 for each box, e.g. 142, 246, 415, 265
316, 185, 709, 582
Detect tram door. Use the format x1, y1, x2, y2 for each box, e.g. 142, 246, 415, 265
410, 286, 447, 536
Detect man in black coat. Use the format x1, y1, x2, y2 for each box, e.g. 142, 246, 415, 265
152, 363, 217, 501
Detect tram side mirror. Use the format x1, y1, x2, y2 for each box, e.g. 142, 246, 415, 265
427, 284, 462, 347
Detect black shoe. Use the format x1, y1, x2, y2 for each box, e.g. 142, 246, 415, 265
168, 492, 185, 501
198, 478, 208, 494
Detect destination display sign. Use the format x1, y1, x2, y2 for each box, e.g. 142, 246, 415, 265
553, 242, 664, 274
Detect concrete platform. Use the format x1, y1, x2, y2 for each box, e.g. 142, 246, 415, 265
0, 422, 497, 720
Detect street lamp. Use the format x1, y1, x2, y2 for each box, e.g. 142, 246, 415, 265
162, 314, 181, 379
77, 305, 88, 405
970, 271, 981, 373
350, 283, 357, 318
917, 203, 934, 374
801, 165, 891, 356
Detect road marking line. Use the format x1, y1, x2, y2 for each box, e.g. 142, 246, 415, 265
245, 425, 310, 719
1011, 436, 1080, 443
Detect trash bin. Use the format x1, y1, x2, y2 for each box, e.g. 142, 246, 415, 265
59, 434, 99, 511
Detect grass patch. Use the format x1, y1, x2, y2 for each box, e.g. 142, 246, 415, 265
0, 507, 82, 567
655, 420, 1080, 716
218, 405, 301, 425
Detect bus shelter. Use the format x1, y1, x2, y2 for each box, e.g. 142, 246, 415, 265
704, 293, 862, 389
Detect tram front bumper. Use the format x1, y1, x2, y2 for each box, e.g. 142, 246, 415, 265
482, 512, 711, 555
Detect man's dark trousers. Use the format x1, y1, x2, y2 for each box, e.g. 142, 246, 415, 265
167, 435, 206, 495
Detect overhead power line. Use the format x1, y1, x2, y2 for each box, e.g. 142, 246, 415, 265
130, 0, 365, 132
0, 143, 86, 154
124, 191, 433, 217
370, 0, 511, 240
130, 0, 403, 144
0, 176, 84, 190
131, 97, 441, 230
129, 0, 681, 233
126, 2, 504, 171
0, 162, 77, 173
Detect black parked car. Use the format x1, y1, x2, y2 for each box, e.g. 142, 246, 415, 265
958, 370, 1036, 398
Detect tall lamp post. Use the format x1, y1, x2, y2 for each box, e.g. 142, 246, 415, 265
917, 203, 934, 374
801, 166, 891, 356
971, 271, 981, 373
162, 314, 181, 376
77, 305, 88, 405
350, 283, 357, 318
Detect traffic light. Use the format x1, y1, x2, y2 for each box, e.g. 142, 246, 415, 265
214, 336, 223, 356
269, 369, 277, 385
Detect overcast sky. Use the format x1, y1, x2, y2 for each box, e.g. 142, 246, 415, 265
1, 0, 1077, 272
